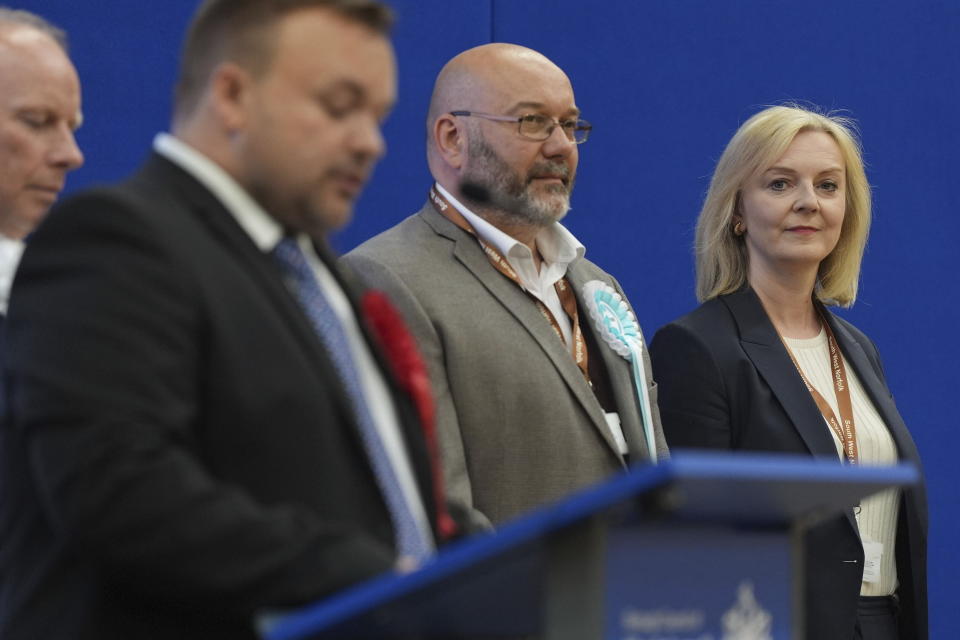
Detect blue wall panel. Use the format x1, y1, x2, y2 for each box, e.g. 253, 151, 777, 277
335, 0, 493, 252
496, 3, 959, 635
23, 1, 196, 185
16, 0, 959, 635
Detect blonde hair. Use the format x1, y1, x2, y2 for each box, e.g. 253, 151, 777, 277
695, 104, 871, 307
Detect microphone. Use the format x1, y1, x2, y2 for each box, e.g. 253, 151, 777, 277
459, 181, 492, 206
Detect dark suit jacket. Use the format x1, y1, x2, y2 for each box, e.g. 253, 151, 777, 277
649, 288, 927, 640
0, 154, 440, 640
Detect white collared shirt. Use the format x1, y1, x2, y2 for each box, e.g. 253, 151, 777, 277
154, 133, 433, 551
435, 183, 585, 346
783, 330, 899, 596
0, 234, 25, 315
435, 185, 629, 456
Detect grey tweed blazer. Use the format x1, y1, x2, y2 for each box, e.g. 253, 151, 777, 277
343, 202, 667, 528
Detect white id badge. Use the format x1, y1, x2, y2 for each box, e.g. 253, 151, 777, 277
604, 412, 628, 455
862, 539, 883, 583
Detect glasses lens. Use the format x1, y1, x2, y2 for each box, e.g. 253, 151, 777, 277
518, 114, 551, 140
574, 120, 592, 144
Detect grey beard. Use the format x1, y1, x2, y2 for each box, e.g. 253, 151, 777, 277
462, 134, 574, 228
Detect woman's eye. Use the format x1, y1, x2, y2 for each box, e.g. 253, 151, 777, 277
768, 179, 788, 191
819, 181, 839, 192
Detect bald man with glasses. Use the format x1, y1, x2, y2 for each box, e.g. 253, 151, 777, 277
344, 43, 668, 531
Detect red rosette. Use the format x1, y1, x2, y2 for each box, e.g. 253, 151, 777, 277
361, 290, 457, 541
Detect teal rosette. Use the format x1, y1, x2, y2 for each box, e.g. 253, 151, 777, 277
582, 280, 658, 463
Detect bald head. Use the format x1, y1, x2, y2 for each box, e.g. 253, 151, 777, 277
427, 43, 572, 137
0, 7, 67, 50
426, 43, 578, 178
0, 19, 84, 239
426, 43, 580, 238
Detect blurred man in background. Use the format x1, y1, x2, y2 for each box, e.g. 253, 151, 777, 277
0, 2, 453, 638
0, 8, 83, 317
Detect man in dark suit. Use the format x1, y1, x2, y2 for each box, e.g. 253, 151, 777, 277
0, 2, 450, 638
0, 9, 83, 320
344, 44, 668, 530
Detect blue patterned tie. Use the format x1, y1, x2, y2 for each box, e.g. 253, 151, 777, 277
272, 237, 433, 562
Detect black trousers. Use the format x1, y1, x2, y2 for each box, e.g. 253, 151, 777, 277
853, 595, 899, 640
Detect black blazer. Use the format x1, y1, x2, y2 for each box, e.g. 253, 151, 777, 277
650, 287, 927, 640
0, 154, 440, 640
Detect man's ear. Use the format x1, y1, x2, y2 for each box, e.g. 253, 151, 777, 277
209, 62, 253, 133
433, 114, 467, 170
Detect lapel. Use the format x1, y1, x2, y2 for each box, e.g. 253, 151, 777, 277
723, 287, 842, 459
140, 154, 367, 443
566, 263, 647, 463
142, 155, 343, 386
138, 156, 438, 537
821, 310, 921, 468
419, 204, 623, 461
822, 313, 927, 541
725, 289, 859, 534
317, 239, 438, 522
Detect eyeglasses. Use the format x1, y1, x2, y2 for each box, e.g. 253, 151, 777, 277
449, 110, 592, 144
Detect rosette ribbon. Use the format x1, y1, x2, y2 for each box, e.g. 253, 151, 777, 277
361, 290, 458, 542
581, 280, 658, 463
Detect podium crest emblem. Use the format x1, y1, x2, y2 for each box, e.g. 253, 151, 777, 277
721, 581, 772, 640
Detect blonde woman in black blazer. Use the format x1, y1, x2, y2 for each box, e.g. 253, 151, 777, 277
650, 105, 926, 640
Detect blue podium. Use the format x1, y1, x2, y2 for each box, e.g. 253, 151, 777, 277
261, 451, 917, 640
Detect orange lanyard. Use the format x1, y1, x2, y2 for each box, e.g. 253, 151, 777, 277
429, 185, 590, 385
780, 312, 858, 464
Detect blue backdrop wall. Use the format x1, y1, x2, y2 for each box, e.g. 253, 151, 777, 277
26, 1, 959, 635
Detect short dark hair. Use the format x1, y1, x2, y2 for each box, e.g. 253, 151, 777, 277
0, 7, 69, 51
174, 0, 393, 119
